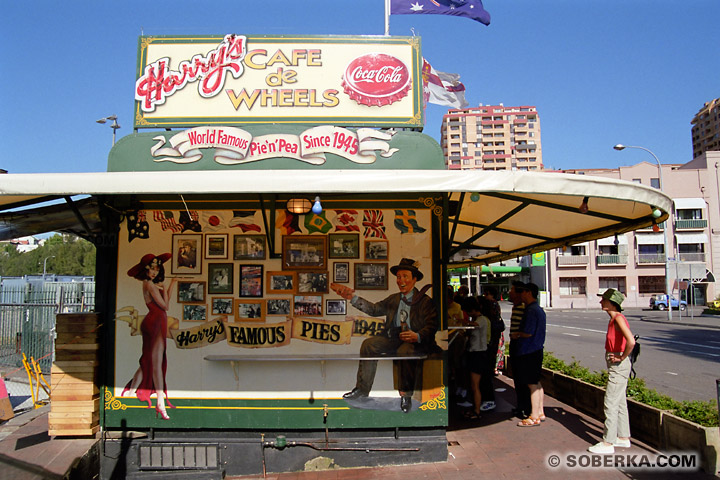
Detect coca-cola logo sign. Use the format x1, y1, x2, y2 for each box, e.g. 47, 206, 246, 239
341, 53, 411, 107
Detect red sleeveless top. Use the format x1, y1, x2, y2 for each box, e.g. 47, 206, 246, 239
605, 313, 629, 352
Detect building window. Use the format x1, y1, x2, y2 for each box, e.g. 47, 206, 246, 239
676, 208, 703, 220
559, 277, 586, 296
599, 277, 626, 294
650, 178, 660, 189
638, 276, 665, 294
632, 178, 641, 184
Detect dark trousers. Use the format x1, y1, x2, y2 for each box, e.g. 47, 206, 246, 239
510, 352, 531, 415
355, 335, 423, 395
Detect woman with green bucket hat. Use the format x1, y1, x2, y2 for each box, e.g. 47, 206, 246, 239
588, 288, 636, 454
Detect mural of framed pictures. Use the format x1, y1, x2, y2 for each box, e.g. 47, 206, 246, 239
266, 271, 296, 294
234, 299, 264, 321
211, 297, 233, 315
333, 262, 350, 283
364, 239, 389, 260
233, 234, 266, 260
266, 298, 291, 316
172, 234, 202, 275
328, 233, 360, 259
297, 271, 329, 294
183, 304, 207, 322
282, 235, 327, 270
354, 263, 389, 290
177, 281, 206, 303
326, 299, 347, 315
239, 264, 263, 297
205, 233, 228, 259
293, 295, 323, 316
207, 263, 233, 294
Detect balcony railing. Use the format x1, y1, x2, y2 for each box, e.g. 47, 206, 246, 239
596, 254, 628, 266
557, 255, 589, 266
637, 253, 666, 265
675, 219, 707, 229
677, 252, 706, 262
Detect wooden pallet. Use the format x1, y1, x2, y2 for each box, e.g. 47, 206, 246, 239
48, 313, 100, 437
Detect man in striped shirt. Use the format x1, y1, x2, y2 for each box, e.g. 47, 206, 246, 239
508, 281, 530, 418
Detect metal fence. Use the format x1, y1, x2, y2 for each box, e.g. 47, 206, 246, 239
0, 277, 95, 412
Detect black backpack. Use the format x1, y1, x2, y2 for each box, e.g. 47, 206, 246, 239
629, 335, 640, 379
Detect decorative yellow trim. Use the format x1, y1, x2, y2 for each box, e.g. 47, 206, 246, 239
419, 196, 443, 217
419, 386, 446, 411
104, 389, 128, 411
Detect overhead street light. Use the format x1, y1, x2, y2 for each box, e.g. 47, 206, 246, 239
96, 115, 121, 146
614, 144, 672, 321
43, 255, 55, 279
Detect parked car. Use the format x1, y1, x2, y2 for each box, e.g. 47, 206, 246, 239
649, 294, 687, 311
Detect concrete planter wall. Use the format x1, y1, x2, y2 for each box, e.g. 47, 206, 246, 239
540, 367, 719, 475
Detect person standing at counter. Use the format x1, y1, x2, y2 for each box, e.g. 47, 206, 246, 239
513, 282, 545, 427
332, 258, 438, 413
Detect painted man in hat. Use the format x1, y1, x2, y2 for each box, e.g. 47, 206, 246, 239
332, 258, 438, 413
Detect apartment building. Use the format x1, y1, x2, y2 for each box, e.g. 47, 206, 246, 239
441, 104, 543, 171
691, 97, 720, 158
546, 151, 720, 309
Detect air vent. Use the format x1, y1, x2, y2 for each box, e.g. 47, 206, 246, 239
138, 443, 219, 470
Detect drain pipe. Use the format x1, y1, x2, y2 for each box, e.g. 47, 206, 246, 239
260, 404, 420, 477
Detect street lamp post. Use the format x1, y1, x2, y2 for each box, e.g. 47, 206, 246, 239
96, 115, 121, 146
614, 144, 672, 321
43, 255, 55, 280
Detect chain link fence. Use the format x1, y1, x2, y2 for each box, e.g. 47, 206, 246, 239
0, 278, 95, 414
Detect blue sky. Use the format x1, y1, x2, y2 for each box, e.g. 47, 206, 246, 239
0, 0, 717, 173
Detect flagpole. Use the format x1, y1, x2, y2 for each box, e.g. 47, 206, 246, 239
384, 0, 390, 36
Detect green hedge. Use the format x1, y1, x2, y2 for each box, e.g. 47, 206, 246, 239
542, 352, 719, 428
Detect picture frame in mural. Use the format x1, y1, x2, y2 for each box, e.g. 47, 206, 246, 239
282, 235, 327, 270
354, 263, 389, 290
239, 264, 263, 297
205, 233, 228, 259
266, 298, 291, 316
328, 233, 360, 259
333, 262, 350, 283
297, 271, 329, 294
234, 299, 264, 322
183, 304, 207, 322
177, 281, 206, 303
207, 263, 233, 294
326, 299, 347, 315
233, 234, 266, 260
364, 239, 389, 261
171, 234, 202, 275
293, 295, 323, 316
266, 271, 296, 294
211, 297, 233, 316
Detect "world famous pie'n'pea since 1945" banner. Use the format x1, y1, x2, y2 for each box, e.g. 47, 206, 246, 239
134, 34, 423, 129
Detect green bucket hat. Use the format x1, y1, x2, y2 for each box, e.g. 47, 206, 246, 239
598, 288, 625, 311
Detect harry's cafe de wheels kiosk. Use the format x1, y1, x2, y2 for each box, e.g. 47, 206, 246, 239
0, 35, 671, 478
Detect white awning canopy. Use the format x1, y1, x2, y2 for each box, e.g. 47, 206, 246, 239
673, 198, 706, 210
0, 169, 673, 265
636, 233, 665, 245
675, 233, 708, 244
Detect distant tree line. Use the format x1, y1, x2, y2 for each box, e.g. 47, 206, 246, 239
0, 234, 96, 277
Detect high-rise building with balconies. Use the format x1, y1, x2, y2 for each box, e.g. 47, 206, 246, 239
691, 97, 720, 158
440, 104, 543, 171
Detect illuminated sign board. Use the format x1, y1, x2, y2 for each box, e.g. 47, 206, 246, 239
134, 34, 423, 129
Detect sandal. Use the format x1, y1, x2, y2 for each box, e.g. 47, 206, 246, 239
538, 414, 546, 422
463, 410, 481, 420
517, 417, 541, 427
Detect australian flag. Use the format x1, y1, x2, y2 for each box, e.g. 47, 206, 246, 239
390, 0, 491, 26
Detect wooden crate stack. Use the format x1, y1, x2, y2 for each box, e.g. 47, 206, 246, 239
48, 313, 100, 436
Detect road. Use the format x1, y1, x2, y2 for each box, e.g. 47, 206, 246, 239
500, 304, 720, 402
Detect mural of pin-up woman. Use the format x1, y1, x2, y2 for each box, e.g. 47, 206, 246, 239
121, 253, 177, 420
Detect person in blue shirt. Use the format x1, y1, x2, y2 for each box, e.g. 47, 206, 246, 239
511, 282, 546, 426
332, 258, 438, 413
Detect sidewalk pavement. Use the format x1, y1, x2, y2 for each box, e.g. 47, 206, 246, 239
1, 375, 716, 479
